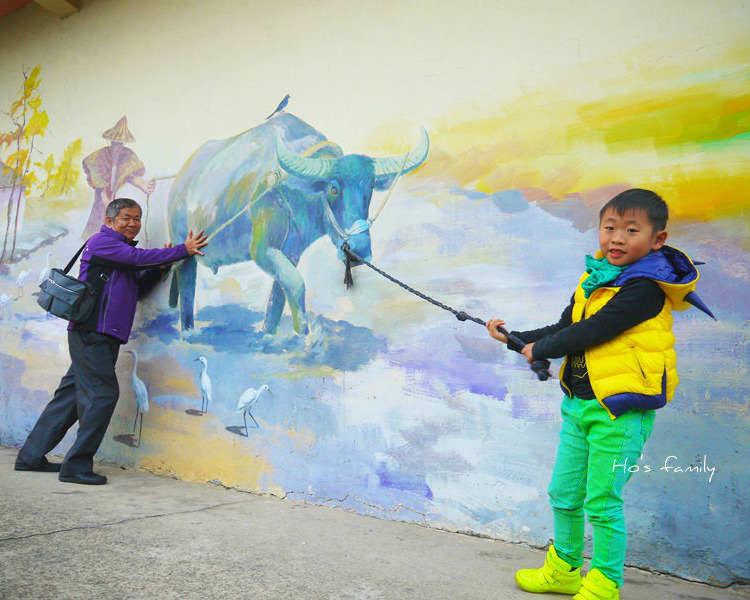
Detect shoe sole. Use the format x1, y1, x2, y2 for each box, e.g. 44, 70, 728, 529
14, 465, 62, 473
58, 475, 107, 485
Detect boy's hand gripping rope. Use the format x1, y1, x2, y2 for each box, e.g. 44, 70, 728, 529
341, 243, 552, 381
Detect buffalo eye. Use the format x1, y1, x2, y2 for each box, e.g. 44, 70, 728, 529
327, 183, 340, 199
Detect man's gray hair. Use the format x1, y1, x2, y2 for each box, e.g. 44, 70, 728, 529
106, 198, 142, 220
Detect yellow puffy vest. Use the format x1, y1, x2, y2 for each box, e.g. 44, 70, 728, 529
560, 247, 701, 420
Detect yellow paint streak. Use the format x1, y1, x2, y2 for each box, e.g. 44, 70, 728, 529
368, 52, 750, 230
575, 81, 750, 150
268, 366, 338, 381
25, 188, 89, 219
264, 422, 316, 454
215, 277, 243, 299
125, 403, 275, 493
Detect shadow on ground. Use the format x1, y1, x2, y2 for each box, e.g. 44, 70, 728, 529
113, 433, 139, 448
225, 425, 253, 437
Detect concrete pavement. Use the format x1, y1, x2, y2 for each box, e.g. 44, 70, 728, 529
0, 447, 746, 600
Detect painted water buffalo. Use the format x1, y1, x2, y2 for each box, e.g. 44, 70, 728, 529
168, 113, 429, 335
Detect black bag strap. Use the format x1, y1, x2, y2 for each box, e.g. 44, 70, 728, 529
62, 239, 90, 274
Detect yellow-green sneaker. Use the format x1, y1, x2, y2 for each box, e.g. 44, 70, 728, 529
515, 545, 582, 594
572, 568, 620, 600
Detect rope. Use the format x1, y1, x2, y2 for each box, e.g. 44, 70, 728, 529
206, 184, 272, 243
204, 141, 342, 244
277, 186, 304, 242
341, 243, 552, 381
369, 151, 410, 225
321, 193, 348, 240
144, 193, 150, 247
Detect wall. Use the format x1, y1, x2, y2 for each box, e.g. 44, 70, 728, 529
1, 0, 748, 586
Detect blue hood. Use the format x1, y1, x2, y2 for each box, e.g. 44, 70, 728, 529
613, 246, 714, 319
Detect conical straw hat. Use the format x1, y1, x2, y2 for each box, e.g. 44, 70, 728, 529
102, 116, 135, 143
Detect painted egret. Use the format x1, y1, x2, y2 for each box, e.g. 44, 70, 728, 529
193, 356, 212, 414
236, 384, 272, 434
0, 293, 9, 319
124, 350, 149, 446
38, 252, 52, 285
15, 269, 30, 298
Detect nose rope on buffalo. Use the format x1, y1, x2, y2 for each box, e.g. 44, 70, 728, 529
340, 243, 552, 381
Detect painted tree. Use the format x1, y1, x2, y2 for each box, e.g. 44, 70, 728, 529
0, 65, 49, 265
54, 138, 83, 195
34, 153, 56, 198
33, 138, 84, 199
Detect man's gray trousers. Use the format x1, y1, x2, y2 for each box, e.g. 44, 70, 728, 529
17, 329, 121, 476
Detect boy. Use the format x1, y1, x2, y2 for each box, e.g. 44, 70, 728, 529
487, 189, 713, 599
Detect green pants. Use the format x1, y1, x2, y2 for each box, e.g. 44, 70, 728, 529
548, 395, 655, 587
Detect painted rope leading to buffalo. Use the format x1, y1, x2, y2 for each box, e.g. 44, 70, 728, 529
204, 141, 343, 244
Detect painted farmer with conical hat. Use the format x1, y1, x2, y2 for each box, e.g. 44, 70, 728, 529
81, 116, 155, 238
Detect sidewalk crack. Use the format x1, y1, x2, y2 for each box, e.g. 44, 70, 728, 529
0, 498, 252, 543
285, 490, 430, 522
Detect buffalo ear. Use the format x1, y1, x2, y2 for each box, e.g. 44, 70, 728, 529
374, 175, 396, 191
284, 177, 326, 195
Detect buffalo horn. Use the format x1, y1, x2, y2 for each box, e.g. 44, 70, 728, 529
372, 128, 430, 178
276, 137, 336, 179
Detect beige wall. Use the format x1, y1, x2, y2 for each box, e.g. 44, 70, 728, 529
2, 0, 747, 174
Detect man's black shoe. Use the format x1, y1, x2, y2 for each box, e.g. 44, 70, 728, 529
59, 472, 107, 485
15, 459, 62, 473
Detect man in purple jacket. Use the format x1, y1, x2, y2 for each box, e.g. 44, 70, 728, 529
15, 198, 208, 485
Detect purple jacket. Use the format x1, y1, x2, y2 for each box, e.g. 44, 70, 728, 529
69, 226, 189, 343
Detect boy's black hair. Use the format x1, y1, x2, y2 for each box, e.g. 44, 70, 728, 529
106, 197, 142, 219
599, 188, 668, 232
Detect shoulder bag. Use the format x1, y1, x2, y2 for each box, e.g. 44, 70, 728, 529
37, 240, 98, 322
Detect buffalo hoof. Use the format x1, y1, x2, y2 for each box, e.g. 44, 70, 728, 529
292, 316, 309, 336
181, 328, 198, 341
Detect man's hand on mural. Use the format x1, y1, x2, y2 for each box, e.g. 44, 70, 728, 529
486, 318, 509, 343
185, 229, 209, 256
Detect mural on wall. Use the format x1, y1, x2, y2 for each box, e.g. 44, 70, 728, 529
1, 46, 748, 589
233, 383, 273, 435
0, 66, 83, 266
81, 116, 156, 239
112, 349, 149, 448
166, 111, 429, 335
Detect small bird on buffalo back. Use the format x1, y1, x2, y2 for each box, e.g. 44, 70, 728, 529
266, 95, 290, 120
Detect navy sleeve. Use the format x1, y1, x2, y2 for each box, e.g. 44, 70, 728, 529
137, 267, 169, 299
506, 295, 575, 352
531, 278, 665, 359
